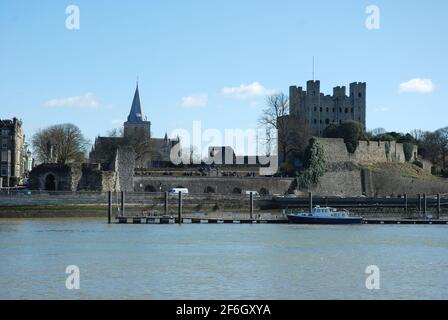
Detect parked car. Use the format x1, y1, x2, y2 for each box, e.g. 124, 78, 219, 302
168, 188, 189, 195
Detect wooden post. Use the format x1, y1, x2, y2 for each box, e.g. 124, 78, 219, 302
437, 194, 441, 220
250, 192, 254, 220
164, 191, 168, 215
120, 191, 125, 217
418, 193, 422, 214
309, 192, 313, 213
404, 193, 408, 216
178, 191, 182, 224
423, 193, 427, 219
108, 191, 112, 224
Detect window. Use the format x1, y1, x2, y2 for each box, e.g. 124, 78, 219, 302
314, 107, 317, 112
358, 92, 362, 98
326, 107, 329, 112
319, 120, 322, 124
345, 108, 348, 113
314, 119, 317, 124
325, 119, 330, 124
332, 108, 335, 112
339, 108, 342, 112
320, 107, 322, 112
351, 108, 354, 113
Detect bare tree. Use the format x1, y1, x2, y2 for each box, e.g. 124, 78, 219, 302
32, 124, 89, 164
123, 128, 152, 168
258, 93, 310, 164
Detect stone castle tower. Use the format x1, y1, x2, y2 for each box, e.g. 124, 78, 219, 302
289, 80, 366, 136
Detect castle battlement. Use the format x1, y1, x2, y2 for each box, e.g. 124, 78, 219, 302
289, 80, 366, 136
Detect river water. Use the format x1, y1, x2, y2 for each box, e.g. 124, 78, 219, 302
0, 218, 447, 300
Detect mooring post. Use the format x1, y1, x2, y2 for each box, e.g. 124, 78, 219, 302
423, 193, 427, 219
418, 193, 422, 214
121, 191, 125, 217
437, 194, 441, 220
164, 191, 168, 215
309, 192, 313, 213
250, 192, 254, 220
108, 191, 112, 224
178, 191, 182, 224
404, 193, 408, 216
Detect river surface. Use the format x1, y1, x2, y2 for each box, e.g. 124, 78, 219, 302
0, 218, 447, 300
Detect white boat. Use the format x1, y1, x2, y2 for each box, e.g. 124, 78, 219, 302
287, 206, 363, 225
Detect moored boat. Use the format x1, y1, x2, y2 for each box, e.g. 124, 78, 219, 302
287, 206, 363, 225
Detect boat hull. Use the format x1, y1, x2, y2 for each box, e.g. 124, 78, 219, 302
287, 215, 363, 225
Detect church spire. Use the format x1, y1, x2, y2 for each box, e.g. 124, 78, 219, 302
127, 83, 144, 122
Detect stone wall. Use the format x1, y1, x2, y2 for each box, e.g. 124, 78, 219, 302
365, 171, 448, 197
113, 147, 135, 192
134, 176, 294, 195
317, 138, 417, 165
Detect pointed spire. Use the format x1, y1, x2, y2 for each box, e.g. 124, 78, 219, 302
127, 83, 144, 122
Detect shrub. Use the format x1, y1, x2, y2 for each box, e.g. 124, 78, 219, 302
413, 160, 423, 169
297, 138, 326, 188
403, 143, 414, 162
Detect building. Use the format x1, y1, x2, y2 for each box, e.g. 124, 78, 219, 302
0, 118, 25, 187
90, 84, 180, 169
289, 80, 366, 136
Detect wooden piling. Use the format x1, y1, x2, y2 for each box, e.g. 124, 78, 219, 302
164, 191, 168, 215
418, 193, 422, 214
423, 193, 427, 218
178, 191, 182, 224
404, 193, 408, 216
309, 192, 313, 213
120, 191, 125, 217
107, 191, 112, 224
250, 192, 254, 220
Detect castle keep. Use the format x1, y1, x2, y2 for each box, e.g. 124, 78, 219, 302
289, 80, 366, 136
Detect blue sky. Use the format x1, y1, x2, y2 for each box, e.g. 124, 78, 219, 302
1, 0, 447, 149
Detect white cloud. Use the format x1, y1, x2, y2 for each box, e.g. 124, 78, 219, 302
373, 107, 388, 112
180, 93, 208, 108
111, 119, 125, 126
222, 82, 275, 99
399, 78, 434, 93
45, 92, 100, 108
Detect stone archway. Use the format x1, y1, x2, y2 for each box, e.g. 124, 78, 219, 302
204, 186, 216, 194
44, 174, 56, 191
232, 187, 242, 194
259, 188, 269, 196
144, 185, 157, 193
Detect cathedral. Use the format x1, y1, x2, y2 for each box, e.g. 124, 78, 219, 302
89, 84, 180, 169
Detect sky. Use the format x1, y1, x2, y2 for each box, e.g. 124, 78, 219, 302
1, 0, 447, 154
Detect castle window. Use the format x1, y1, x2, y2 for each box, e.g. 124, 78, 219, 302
339, 108, 342, 113
320, 107, 322, 112
326, 107, 329, 112
314, 119, 317, 124
320, 120, 322, 124
358, 92, 362, 98
325, 119, 329, 124
314, 107, 317, 112
332, 108, 335, 112
345, 108, 348, 113
351, 108, 354, 113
